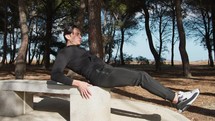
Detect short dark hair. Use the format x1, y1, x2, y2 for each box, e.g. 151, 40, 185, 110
63, 24, 79, 41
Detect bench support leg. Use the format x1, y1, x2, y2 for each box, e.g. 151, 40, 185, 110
70, 87, 111, 121
0, 91, 33, 116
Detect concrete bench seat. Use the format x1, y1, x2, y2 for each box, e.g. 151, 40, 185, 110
0, 80, 110, 121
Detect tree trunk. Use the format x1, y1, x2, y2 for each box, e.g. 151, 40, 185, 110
107, 27, 116, 63
28, 22, 33, 65
44, 0, 53, 69
10, 29, 16, 64
15, 0, 29, 79
2, 1, 8, 64
142, 1, 160, 70
10, 29, 18, 64
211, 6, 215, 65
76, 0, 86, 31
201, 9, 214, 67
205, 34, 214, 67
158, 16, 163, 60
88, 0, 103, 58
175, 0, 191, 77
120, 28, 125, 65
171, 1, 176, 66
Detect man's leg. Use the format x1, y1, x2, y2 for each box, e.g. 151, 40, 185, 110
93, 65, 200, 112
95, 66, 175, 101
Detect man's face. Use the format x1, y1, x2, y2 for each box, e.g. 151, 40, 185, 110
66, 28, 82, 45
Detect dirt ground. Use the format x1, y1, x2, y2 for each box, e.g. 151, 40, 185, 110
0, 62, 214, 121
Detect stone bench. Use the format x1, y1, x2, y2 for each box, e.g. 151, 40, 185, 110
0, 80, 111, 121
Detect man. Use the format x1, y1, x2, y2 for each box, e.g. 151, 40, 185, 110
51, 24, 199, 112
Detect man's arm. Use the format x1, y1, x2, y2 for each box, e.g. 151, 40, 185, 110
51, 49, 92, 99
51, 50, 73, 85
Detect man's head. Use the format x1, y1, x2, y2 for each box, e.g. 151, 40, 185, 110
63, 24, 82, 46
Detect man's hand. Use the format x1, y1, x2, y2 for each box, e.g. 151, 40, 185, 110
72, 80, 92, 99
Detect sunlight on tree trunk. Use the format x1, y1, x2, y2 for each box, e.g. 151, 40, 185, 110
15, 0, 29, 79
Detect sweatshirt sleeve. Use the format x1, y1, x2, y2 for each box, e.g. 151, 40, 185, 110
51, 50, 73, 85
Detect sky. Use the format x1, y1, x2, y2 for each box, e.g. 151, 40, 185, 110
118, 31, 209, 61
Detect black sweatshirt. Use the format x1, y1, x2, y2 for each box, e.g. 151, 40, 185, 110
51, 45, 105, 85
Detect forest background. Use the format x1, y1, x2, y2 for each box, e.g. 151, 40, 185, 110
0, 0, 215, 74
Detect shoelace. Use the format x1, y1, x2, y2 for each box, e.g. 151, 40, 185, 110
178, 91, 187, 102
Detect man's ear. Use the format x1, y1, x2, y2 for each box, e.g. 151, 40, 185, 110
65, 34, 70, 40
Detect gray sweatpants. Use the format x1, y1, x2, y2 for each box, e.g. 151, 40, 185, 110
91, 65, 175, 101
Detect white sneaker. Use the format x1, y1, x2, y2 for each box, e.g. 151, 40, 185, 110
176, 89, 200, 112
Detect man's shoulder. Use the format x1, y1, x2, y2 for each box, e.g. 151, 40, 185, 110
60, 46, 76, 52
58, 46, 84, 55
